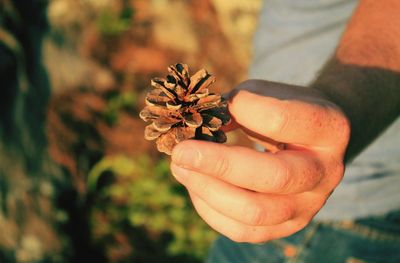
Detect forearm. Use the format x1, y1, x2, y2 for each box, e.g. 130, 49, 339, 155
312, 0, 400, 161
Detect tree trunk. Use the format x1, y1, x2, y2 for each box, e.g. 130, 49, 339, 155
0, 1, 70, 262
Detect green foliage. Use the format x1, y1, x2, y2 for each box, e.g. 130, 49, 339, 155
87, 155, 136, 193
88, 155, 217, 262
96, 7, 133, 36
103, 91, 138, 125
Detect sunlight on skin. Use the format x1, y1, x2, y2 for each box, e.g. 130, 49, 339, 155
170, 85, 350, 243
170, 0, 400, 244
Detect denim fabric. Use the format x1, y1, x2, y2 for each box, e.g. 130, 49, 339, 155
208, 212, 400, 263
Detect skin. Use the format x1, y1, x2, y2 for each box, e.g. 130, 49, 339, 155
170, 0, 400, 243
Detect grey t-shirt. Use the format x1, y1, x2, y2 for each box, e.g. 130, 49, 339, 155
250, 0, 400, 220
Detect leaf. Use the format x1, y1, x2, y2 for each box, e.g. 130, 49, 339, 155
87, 155, 136, 193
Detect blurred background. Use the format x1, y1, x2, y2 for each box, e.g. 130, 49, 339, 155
0, 0, 261, 262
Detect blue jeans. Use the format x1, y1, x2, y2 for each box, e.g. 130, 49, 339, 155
207, 211, 400, 263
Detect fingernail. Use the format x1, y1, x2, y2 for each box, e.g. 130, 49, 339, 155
172, 146, 202, 169
171, 162, 190, 178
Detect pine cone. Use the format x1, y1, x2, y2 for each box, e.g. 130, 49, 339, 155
139, 63, 231, 155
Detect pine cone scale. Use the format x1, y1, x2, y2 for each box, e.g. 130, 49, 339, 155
202, 114, 222, 131
188, 69, 208, 92
184, 111, 203, 128
168, 64, 190, 87
156, 133, 178, 155
190, 73, 216, 95
139, 63, 231, 155
197, 94, 221, 105
202, 107, 230, 124
140, 106, 181, 122
151, 78, 178, 102
144, 124, 163, 140
175, 126, 196, 142
153, 116, 180, 132
146, 89, 170, 106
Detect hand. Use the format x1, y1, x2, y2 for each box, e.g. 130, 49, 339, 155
170, 79, 350, 243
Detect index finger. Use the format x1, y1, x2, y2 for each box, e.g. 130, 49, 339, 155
229, 88, 349, 148
171, 140, 324, 194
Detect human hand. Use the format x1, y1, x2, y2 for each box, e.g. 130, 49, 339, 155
170, 79, 350, 243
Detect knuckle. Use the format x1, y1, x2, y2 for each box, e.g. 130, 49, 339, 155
334, 111, 351, 143
330, 160, 345, 187
340, 117, 351, 144
279, 204, 295, 222
300, 194, 328, 218
271, 159, 290, 192
307, 158, 325, 190
212, 155, 231, 178
337, 162, 345, 177
256, 158, 289, 193
310, 108, 328, 131
329, 108, 351, 147
332, 159, 345, 176
243, 202, 265, 226
310, 198, 327, 216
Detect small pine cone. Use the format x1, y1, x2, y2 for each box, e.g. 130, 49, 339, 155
139, 63, 231, 155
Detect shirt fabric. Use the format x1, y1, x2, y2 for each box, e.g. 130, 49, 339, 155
249, 0, 400, 220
